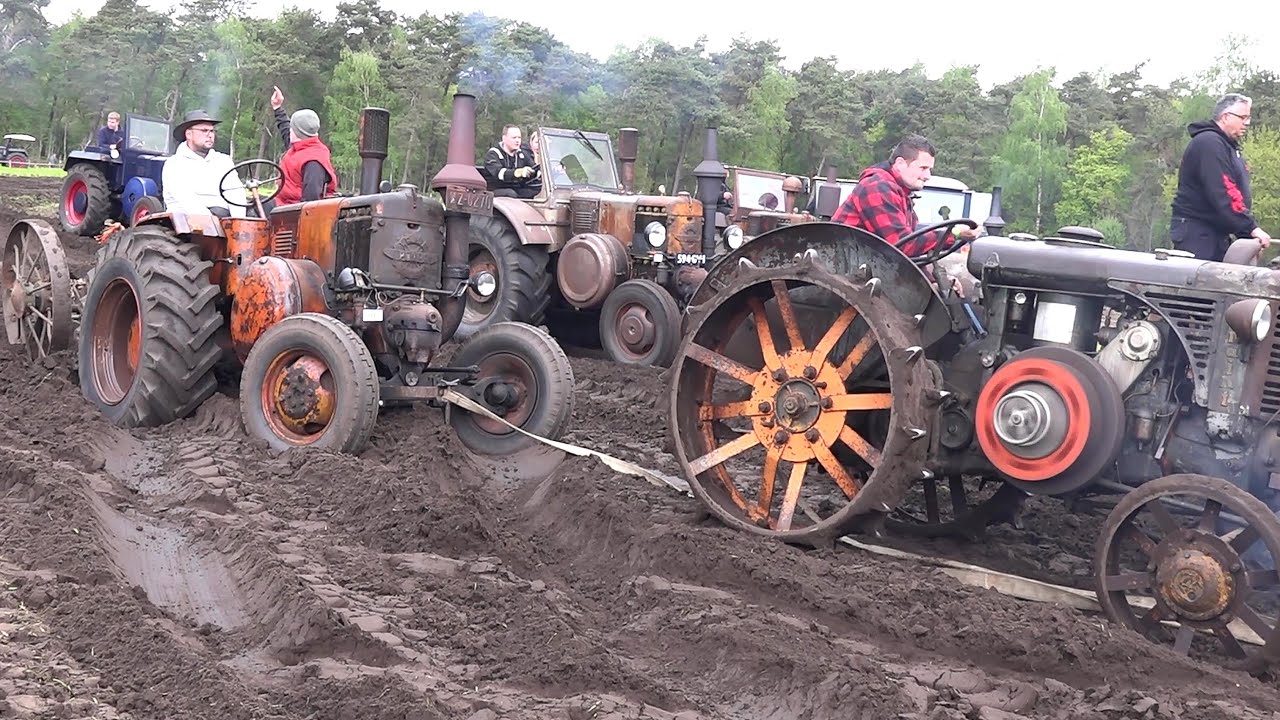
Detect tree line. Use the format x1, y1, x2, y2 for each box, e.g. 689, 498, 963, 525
2, 0, 1278, 250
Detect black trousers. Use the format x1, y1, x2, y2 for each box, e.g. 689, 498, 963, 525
1170, 216, 1229, 262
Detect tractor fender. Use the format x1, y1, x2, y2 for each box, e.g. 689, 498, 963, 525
230, 256, 330, 363
121, 177, 160, 219
689, 221, 952, 346
491, 196, 558, 248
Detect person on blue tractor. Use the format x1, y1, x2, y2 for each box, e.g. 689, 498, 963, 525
267, 85, 339, 210
161, 109, 247, 218
96, 112, 123, 154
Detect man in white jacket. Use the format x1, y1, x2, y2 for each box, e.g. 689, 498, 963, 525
162, 109, 247, 218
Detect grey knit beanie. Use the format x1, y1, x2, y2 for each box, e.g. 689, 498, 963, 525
291, 109, 320, 138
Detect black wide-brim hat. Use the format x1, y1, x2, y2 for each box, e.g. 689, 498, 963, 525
172, 109, 221, 143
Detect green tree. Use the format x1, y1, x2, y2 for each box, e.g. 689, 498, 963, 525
1244, 127, 1280, 240
994, 68, 1068, 234
1055, 125, 1133, 234
324, 47, 391, 180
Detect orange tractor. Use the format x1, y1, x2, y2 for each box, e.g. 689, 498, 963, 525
6, 94, 575, 455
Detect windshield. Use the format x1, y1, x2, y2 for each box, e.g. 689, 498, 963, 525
733, 172, 787, 211
539, 131, 618, 190
127, 116, 172, 155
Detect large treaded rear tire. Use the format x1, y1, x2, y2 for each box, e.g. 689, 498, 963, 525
458, 214, 551, 340
78, 226, 223, 427
60, 163, 113, 237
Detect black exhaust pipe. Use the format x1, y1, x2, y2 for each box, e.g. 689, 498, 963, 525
692, 126, 726, 259
357, 107, 390, 195
984, 186, 1006, 237
429, 93, 487, 342
617, 128, 638, 194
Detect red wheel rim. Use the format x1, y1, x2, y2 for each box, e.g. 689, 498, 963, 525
974, 357, 1091, 482
64, 179, 87, 225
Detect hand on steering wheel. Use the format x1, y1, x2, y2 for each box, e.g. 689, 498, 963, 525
894, 218, 980, 265
219, 159, 283, 217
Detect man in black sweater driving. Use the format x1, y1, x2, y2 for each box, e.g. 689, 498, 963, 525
1170, 93, 1271, 262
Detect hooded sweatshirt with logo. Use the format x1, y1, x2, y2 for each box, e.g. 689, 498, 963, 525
1170, 120, 1257, 238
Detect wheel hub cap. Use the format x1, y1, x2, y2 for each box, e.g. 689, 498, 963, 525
274, 357, 334, 427
993, 389, 1053, 447
618, 305, 655, 350
1157, 546, 1234, 621
773, 379, 821, 432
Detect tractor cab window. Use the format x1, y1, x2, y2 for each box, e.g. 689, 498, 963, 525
731, 170, 787, 212
540, 130, 618, 191
126, 116, 172, 155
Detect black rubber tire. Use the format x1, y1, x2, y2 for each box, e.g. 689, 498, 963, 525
458, 214, 551, 340
598, 278, 682, 367
128, 195, 165, 227
78, 226, 223, 427
5, 151, 28, 168
449, 321, 574, 456
59, 163, 113, 237
239, 312, 381, 455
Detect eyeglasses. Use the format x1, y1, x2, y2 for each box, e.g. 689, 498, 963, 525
1227, 112, 1252, 123
191, 127, 217, 134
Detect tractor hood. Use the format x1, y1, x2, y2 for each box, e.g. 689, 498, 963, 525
966, 235, 1280, 300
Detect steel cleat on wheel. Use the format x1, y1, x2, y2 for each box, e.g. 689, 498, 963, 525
2, 219, 73, 360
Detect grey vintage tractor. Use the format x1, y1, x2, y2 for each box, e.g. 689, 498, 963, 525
667, 187, 1280, 672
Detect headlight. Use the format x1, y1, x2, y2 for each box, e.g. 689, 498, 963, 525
723, 225, 744, 250
1226, 298, 1272, 342
473, 270, 497, 298
645, 221, 666, 248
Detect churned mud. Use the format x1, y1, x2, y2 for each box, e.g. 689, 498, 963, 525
4, 175, 1280, 719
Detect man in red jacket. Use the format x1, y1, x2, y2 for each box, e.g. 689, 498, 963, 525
266, 85, 338, 210
833, 134, 978, 258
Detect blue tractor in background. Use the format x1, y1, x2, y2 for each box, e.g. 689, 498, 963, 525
59, 112, 172, 236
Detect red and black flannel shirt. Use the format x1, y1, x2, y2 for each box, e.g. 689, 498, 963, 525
831, 162, 946, 257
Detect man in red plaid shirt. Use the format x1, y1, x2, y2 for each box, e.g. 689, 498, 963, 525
833, 134, 979, 258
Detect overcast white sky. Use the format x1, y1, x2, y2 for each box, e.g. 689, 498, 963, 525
42, 0, 1280, 89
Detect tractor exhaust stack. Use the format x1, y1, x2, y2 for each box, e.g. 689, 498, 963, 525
617, 128, 638, 194
357, 107, 390, 195
430, 93, 488, 342
692, 126, 726, 260
984, 186, 1006, 236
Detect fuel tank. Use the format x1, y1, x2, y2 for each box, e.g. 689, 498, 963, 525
966, 235, 1280, 299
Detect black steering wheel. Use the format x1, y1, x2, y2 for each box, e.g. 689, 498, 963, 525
220, 159, 283, 217
894, 218, 980, 265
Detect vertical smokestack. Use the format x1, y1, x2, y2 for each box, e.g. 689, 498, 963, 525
430, 93, 487, 342
357, 107, 390, 195
692, 127, 726, 259
814, 163, 841, 219
617, 127, 638, 194
984, 186, 1006, 236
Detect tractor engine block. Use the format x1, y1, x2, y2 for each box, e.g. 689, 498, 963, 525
381, 296, 443, 364
337, 193, 447, 290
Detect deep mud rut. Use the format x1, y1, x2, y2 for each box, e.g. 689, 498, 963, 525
4, 175, 1280, 720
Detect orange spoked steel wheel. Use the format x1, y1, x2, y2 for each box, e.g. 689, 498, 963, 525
668, 260, 935, 546
975, 345, 1124, 496
1, 219, 72, 360
240, 313, 380, 455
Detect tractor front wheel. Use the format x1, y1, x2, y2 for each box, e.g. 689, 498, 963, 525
60, 163, 112, 237
449, 321, 574, 456
458, 214, 551, 340
79, 226, 223, 427
239, 313, 381, 455
599, 278, 682, 367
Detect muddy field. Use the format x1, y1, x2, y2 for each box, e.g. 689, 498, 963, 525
4, 174, 1280, 719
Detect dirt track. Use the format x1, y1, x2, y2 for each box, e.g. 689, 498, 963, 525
5, 174, 1280, 719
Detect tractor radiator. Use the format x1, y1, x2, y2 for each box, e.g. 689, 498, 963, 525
334, 206, 374, 273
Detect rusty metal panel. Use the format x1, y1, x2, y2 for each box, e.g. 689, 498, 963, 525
493, 196, 562, 249
224, 220, 273, 299
293, 199, 342, 273
228, 257, 328, 362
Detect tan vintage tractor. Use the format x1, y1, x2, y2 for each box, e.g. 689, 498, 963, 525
463, 125, 737, 368
668, 186, 1280, 672
3, 94, 575, 457
715, 165, 816, 249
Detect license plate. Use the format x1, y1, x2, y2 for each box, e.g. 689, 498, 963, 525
443, 185, 494, 216
362, 307, 384, 322
674, 252, 707, 266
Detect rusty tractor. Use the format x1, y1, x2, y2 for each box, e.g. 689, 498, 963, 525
463, 125, 741, 368
667, 186, 1280, 670
2, 94, 575, 457
715, 165, 816, 249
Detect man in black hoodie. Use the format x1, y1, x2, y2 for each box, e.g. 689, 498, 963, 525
1170, 93, 1271, 261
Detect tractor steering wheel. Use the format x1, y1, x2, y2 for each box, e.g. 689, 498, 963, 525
220, 159, 283, 218
895, 218, 980, 265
